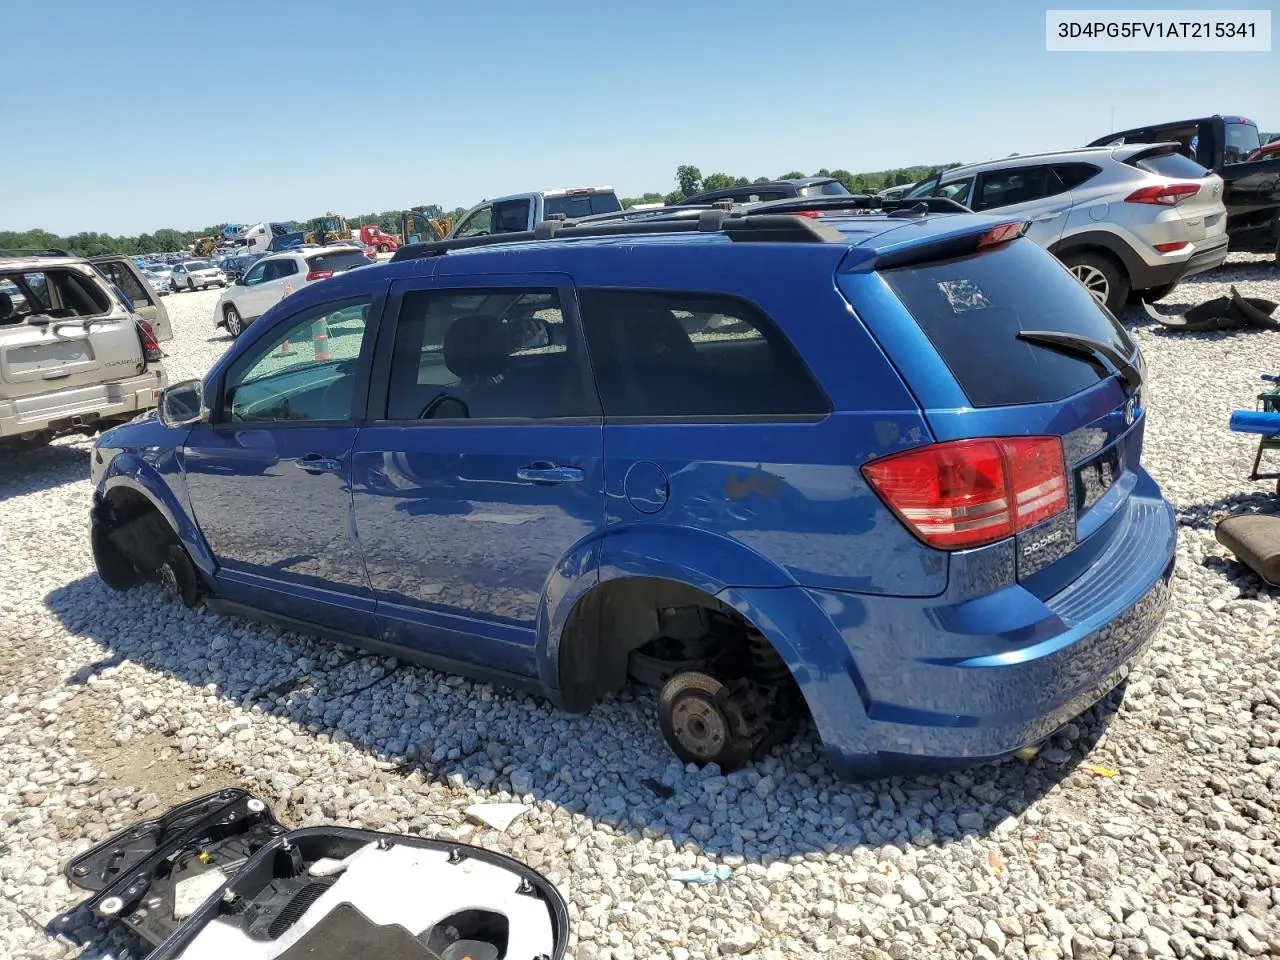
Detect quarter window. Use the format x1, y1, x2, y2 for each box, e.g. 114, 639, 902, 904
576, 289, 830, 419
384, 288, 597, 421
221, 298, 371, 423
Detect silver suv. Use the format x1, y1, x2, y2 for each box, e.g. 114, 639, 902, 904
0, 251, 168, 447
906, 143, 1229, 313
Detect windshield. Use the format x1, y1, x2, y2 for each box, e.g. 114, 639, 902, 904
797, 181, 851, 197
879, 239, 1135, 408
905, 176, 941, 199
187, 260, 215, 270
1224, 120, 1262, 164
543, 192, 622, 218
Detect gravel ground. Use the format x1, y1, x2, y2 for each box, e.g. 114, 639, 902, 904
3, 258, 1280, 960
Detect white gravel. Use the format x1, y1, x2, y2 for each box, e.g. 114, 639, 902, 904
2, 258, 1280, 960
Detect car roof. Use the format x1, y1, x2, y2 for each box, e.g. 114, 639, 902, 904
935, 146, 1124, 177
0, 254, 87, 270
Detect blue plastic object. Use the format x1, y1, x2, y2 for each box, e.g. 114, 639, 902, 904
1230, 409, 1280, 436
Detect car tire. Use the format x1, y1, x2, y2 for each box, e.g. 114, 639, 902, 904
224, 305, 244, 338
92, 523, 145, 591
657, 671, 754, 772
1060, 251, 1129, 316
1129, 282, 1177, 304
155, 544, 201, 609
188, 279, 196, 292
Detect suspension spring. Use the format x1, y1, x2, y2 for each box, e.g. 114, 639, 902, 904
746, 629, 790, 686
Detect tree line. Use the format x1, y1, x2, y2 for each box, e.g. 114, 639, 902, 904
0, 162, 957, 257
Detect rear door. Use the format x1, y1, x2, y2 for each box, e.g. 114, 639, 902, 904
849, 237, 1154, 595
0, 267, 144, 399
90, 256, 173, 342
970, 165, 1071, 247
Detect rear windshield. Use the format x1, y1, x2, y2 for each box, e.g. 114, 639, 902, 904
306, 250, 372, 272
881, 240, 1136, 408
797, 181, 852, 197
1132, 151, 1211, 179
543, 192, 622, 218
1224, 121, 1261, 164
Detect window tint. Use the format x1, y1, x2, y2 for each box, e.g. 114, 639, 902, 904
975, 167, 1060, 210
1054, 163, 1100, 189
1132, 151, 1210, 179
222, 299, 371, 423
1223, 121, 1261, 164
543, 192, 623, 218
797, 181, 852, 197
243, 262, 267, 285
938, 178, 973, 206
100, 262, 153, 306
384, 288, 597, 421
454, 206, 492, 238
577, 289, 829, 419
307, 250, 372, 273
492, 198, 532, 233
880, 240, 1136, 409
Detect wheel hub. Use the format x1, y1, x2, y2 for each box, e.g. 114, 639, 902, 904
1070, 264, 1109, 305
670, 695, 728, 760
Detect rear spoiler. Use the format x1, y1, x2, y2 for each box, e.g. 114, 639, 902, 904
1110, 141, 1190, 162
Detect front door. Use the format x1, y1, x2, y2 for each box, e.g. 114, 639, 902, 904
351, 277, 604, 679
182, 294, 380, 636
971, 165, 1071, 248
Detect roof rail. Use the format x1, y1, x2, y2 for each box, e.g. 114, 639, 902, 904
390, 209, 843, 262
754, 195, 972, 215
0, 247, 74, 259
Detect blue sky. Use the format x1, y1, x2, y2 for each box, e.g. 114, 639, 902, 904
5, 0, 1275, 235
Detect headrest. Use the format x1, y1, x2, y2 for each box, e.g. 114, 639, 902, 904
442, 314, 511, 380
0, 292, 12, 320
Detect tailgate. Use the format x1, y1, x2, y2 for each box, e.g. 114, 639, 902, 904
0, 319, 143, 399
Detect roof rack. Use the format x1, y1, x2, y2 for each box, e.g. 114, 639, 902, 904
0, 247, 74, 259
390, 208, 846, 262
752, 195, 972, 216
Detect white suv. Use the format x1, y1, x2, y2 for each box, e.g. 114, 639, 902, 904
214, 246, 372, 337
0, 252, 168, 447
905, 143, 1229, 313
169, 259, 227, 293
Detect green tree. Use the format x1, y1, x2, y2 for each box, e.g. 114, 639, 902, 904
779, 170, 805, 180
829, 169, 857, 191
700, 172, 738, 191
675, 164, 703, 197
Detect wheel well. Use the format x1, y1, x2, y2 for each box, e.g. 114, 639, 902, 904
223, 302, 239, 317
1053, 243, 1130, 282
557, 576, 792, 712
98, 488, 179, 574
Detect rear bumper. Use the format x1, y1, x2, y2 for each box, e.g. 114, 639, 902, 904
0, 366, 168, 439
1129, 234, 1230, 290
785, 483, 1176, 780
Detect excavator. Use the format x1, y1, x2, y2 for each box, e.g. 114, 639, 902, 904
400, 209, 454, 245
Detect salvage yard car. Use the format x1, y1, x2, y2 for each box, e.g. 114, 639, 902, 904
1, 250, 167, 447
89, 206, 1175, 779
169, 259, 227, 293
904, 142, 1229, 312
449, 186, 623, 238
213, 246, 373, 337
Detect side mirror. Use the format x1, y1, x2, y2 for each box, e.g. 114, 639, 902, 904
159, 379, 206, 428
235, 275, 247, 286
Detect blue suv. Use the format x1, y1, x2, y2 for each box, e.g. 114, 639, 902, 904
89, 201, 1176, 780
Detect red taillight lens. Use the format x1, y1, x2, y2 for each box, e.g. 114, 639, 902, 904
790, 210, 822, 218
977, 221, 1028, 248
1124, 183, 1200, 206
862, 436, 1068, 550
1153, 241, 1190, 253
306, 269, 335, 282
135, 318, 163, 363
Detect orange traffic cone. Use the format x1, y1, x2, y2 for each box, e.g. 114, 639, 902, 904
312, 317, 330, 361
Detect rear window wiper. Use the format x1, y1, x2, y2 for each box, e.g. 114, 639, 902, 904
1015, 329, 1142, 393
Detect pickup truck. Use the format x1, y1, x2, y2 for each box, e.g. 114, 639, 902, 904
1090, 115, 1280, 256
448, 186, 622, 239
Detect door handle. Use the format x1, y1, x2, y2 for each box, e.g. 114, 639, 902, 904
1031, 211, 1063, 222
517, 463, 584, 484
293, 454, 343, 473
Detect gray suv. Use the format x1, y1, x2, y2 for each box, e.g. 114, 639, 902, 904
906, 143, 1229, 312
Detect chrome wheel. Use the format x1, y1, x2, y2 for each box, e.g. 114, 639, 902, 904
1070, 263, 1110, 306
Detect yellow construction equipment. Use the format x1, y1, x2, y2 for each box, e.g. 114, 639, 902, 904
191, 236, 219, 257
304, 213, 352, 245
400, 210, 454, 245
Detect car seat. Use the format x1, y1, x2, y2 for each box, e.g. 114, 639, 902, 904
437, 314, 513, 418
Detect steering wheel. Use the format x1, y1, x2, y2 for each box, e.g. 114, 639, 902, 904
419, 393, 470, 420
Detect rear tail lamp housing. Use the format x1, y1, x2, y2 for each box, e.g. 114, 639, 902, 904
1124, 183, 1200, 206
862, 436, 1068, 550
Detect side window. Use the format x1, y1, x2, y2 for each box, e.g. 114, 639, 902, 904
243, 262, 267, 285
110, 264, 153, 305
22, 272, 53, 312
384, 288, 597, 421
1054, 163, 1100, 190
577, 289, 830, 419
492, 198, 532, 233
453, 206, 492, 238
938, 178, 973, 206
974, 167, 1055, 210
221, 298, 371, 423
278, 260, 300, 277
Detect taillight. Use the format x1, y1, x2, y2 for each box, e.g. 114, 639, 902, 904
306, 269, 334, 281
790, 210, 822, 218
134, 318, 163, 363
862, 436, 1068, 550
1124, 183, 1200, 206
978, 221, 1028, 248
1153, 241, 1190, 253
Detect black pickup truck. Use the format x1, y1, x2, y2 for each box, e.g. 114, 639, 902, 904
1090, 115, 1280, 256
